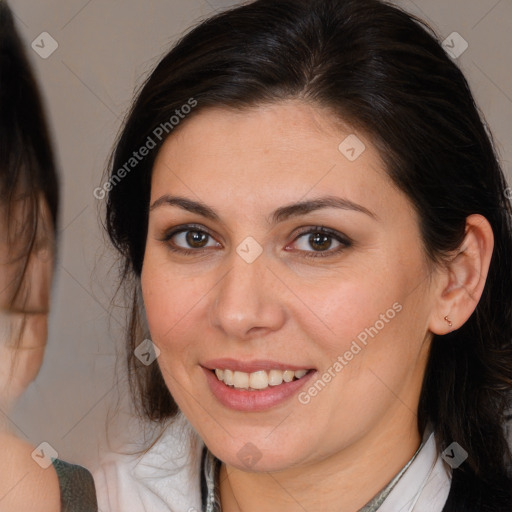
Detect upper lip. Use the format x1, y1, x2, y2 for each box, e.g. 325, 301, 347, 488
202, 358, 314, 373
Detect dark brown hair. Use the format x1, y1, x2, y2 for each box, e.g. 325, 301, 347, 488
0, 0, 59, 311
105, 0, 512, 508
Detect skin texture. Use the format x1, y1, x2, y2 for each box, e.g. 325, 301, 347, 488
141, 101, 493, 511
0, 433, 60, 512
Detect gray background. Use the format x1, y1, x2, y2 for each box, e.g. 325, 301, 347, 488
6, 0, 512, 470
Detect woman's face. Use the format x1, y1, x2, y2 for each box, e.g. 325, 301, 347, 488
0, 196, 54, 409
142, 101, 442, 472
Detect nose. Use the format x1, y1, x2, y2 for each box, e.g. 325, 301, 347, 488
209, 248, 286, 340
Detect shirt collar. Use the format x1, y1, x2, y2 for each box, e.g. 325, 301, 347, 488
200, 425, 452, 512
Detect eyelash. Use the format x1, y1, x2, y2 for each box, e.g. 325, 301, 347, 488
161, 224, 352, 258
290, 226, 352, 258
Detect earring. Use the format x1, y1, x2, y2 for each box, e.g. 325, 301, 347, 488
444, 316, 453, 327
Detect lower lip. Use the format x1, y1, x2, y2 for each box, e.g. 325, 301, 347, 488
202, 367, 316, 412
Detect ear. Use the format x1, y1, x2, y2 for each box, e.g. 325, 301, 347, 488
429, 214, 494, 335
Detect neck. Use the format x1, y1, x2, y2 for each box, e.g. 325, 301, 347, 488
219, 415, 421, 512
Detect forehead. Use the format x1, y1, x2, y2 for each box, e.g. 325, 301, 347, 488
150, 101, 400, 219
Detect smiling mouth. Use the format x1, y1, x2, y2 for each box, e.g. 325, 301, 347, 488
213, 368, 312, 391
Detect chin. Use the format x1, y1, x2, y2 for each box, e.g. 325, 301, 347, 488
201, 426, 312, 473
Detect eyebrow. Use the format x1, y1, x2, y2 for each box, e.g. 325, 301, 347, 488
150, 194, 377, 224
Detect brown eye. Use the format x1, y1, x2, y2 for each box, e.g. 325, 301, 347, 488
289, 227, 352, 258
308, 232, 332, 251
163, 226, 221, 253
186, 230, 209, 248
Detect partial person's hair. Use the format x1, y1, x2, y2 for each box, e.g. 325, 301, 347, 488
104, 0, 512, 509
0, 0, 59, 311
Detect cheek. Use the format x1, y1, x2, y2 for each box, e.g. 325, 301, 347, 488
141, 261, 217, 417
141, 260, 208, 358
301, 269, 400, 354
303, 252, 429, 392
308, 276, 430, 422
0, 314, 47, 407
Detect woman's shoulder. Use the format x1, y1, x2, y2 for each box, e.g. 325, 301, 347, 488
94, 415, 204, 512
0, 433, 61, 512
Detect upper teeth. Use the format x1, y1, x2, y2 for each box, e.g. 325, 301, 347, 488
214, 368, 308, 390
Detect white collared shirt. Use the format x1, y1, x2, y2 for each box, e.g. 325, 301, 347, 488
94, 413, 452, 512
